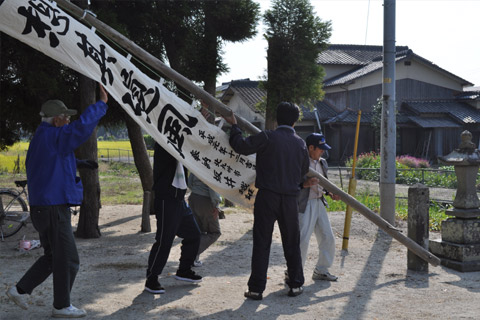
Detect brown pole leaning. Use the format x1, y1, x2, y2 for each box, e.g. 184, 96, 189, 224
54, 0, 440, 267
310, 170, 440, 266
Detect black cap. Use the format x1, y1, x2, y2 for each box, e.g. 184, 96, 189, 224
305, 133, 331, 150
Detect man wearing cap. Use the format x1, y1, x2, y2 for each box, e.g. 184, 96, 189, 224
7, 84, 108, 318
297, 133, 340, 282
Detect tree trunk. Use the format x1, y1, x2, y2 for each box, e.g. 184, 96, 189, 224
125, 116, 153, 192
124, 115, 154, 230
75, 75, 102, 238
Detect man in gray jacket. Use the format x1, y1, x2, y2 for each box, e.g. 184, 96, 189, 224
188, 174, 222, 267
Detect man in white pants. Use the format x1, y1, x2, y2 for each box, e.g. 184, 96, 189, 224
297, 133, 340, 281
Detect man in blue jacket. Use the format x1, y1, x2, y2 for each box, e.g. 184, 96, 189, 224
7, 84, 108, 318
223, 102, 309, 300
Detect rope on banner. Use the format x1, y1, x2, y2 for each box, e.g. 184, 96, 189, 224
80, 9, 96, 20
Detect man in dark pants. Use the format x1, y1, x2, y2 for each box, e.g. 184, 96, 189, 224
7, 84, 108, 318
144, 143, 202, 294
223, 102, 310, 300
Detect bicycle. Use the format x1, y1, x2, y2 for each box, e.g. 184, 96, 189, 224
0, 180, 30, 240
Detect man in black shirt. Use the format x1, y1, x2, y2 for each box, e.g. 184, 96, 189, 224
144, 143, 202, 294
223, 102, 309, 299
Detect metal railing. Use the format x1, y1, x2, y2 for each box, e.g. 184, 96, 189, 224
330, 166, 464, 189
98, 148, 153, 164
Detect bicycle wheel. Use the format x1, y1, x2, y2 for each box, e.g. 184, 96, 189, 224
0, 190, 28, 238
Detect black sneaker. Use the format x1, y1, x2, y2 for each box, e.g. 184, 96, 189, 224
144, 277, 165, 294
287, 286, 303, 297
244, 290, 263, 300
174, 269, 202, 283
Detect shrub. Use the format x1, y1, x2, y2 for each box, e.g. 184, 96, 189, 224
346, 152, 381, 181
143, 135, 155, 150
345, 152, 469, 188
396, 155, 430, 168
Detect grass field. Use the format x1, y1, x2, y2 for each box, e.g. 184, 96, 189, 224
0, 140, 140, 173
0, 161, 143, 205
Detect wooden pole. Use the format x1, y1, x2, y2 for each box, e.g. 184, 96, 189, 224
342, 110, 361, 251
54, 0, 440, 267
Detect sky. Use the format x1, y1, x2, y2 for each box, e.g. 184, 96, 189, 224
217, 0, 480, 89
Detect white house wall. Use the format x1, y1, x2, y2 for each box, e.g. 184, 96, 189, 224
397, 60, 465, 91
323, 65, 357, 80
227, 94, 265, 128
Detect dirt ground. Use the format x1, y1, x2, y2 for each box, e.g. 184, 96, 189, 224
1, 204, 480, 320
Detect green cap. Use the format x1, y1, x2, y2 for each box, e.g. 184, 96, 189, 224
40, 100, 77, 117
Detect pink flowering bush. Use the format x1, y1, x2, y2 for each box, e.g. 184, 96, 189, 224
396, 155, 430, 168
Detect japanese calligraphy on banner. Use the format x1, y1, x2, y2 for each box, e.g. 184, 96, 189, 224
0, 0, 257, 208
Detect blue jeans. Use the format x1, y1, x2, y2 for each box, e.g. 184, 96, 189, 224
17, 205, 79, 309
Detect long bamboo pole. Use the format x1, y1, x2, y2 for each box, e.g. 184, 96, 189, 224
54, 0, 440, 267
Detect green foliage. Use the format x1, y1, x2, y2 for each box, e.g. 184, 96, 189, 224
371, 98, 382, 146
326, 190, 449, 231
143, 135, 155, 150
345, 151, 381, 181
263, 0, 332, 128
0, 33, 77, 150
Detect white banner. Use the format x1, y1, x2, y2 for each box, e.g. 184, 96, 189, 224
0, 0, 257, 208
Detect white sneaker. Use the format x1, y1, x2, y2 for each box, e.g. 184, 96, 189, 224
7, 286, 28, 310
312, 271, 338, 281
193, 260, 203, 267
52, 305, 86, 318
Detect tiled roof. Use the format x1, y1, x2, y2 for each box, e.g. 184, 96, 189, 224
320, 44, 473, 87
324, 109, 374, 124
456, 90, 480, 100
317, 44, 409, 65
219, 79, 266, 112
324, 60, 383, 86
403, 100, 480, 124
300, 101, 337, 121
321, 106, 465, 127
408, 116, 461, 128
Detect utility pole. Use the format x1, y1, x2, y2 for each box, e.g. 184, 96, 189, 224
380, 0, 396, 225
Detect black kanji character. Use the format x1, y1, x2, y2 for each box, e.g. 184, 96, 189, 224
158, 104, 198, 159
121, 69, 160, 123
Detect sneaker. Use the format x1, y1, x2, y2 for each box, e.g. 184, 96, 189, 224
244, 290, 263, 300
287, 286, 304, 297
144, 277, 165, 294
312, 271, 338, 281
218, 210, 225, 219
174, 269, 202, 283
193, 260, 203, 267
7, 286, 28, 310
52, 305, 86, 318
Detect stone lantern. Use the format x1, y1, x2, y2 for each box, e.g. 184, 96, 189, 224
430, 130, 480, 271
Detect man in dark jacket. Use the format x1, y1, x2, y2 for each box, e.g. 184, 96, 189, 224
144, 143, 202, 294
7, 84, 108, 318
223, 102, 309, 300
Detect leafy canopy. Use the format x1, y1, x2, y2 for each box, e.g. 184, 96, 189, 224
263, 0, 331, 128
